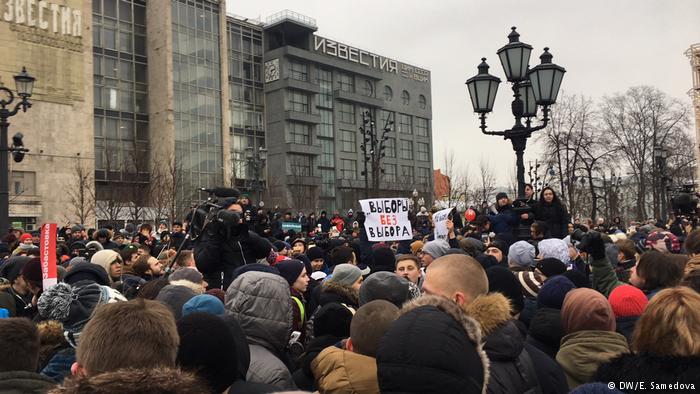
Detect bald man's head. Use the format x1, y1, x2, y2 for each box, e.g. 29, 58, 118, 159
422, 255, 489, 306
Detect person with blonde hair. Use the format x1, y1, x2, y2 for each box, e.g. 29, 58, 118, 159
596, 287, 700, 389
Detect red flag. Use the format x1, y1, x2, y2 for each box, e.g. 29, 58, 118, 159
40, 223, 57, 290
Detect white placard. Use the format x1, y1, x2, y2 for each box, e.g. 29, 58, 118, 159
359, 198, 413, 242
433, 207, 453, 241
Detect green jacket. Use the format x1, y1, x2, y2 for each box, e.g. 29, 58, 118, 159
590, 257, 623, 298
556, 330, 630, 390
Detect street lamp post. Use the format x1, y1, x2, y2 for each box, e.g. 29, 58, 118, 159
245, 145, 267, 204
466, 27, 565, 199
0, 67, 35, 234
654, 145, 669, 220
360, 110, 393, 199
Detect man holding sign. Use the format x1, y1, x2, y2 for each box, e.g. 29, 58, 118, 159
359, 198, 413, 242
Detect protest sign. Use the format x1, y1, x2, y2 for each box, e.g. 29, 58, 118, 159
282, 222, 302, 232
40, 223, 58, 290
433, 207, 454, 241
359, 198, 413, 241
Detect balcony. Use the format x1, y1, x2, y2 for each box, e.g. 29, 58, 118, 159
284, 142, 321, 156
285, 110, 321, 124
287, 175, 322, 186
265, 77, 321, 94
333, 89, 384, 108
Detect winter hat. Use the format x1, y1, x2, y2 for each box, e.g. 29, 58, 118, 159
645, 230, 681, 254
495, 192, 508, 201
90, 250, 121, 282
177, 312, 239, 393
275, 259, 305, 285
462, 237, 485, 253
306, 246, 325, 262
410, 240, 424, 255
20, 257, 43, 289
291, 238, 307, 248
313, 302, 354, 338
19, 233, 33, 243
272, 240, 290, 253
537, 276, 576, 309
329, 246, 355, 267
608, 284, 648, 318
476, 254, 499, 270
372, 247, 396, 270
516, 270, 545, 298
156, 284, 196, 320
329, 264, 363, 287
563, 269, 590, 288
38, 282, 104, 331
64, 261, 111, 286
537, 238, 570, 264
508, 241, 535, 267
359, 272, 411, 308
205, 288, 226, 304
85, 240, 104, 252
561, 288, 616, 333
487, 265, 525, 314
422, 239, 450, 259
535, 258, 567, 278
293, 253, 313, 277
182, 294, 225, 317
0, 255, 30, 282
489, 239, 509, 258
169, 268, 204, 285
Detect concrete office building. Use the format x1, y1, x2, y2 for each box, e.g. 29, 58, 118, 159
2, 0, 432, 228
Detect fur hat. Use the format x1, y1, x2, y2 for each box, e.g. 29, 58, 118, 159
410, 240, 424, 255
359, 272, 411, 308
537, 276, 576, 309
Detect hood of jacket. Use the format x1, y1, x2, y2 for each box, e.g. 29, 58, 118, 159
225, 271, 292, 353
0, 370, 56, 393
464, 293, 512, 337
320, 280, 359, 308
556, 330, 630, 389
169, 279, 205, 295
376, 295, 490, 394
311, 346, 379, 394
47, 367, 206, 394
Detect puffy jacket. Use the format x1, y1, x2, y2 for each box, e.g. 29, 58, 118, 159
556, 330, 629, 389
465, 293, 567, 394
311, 346, 379, 394
195, 226, 272, 290
526, 307, 564, 359
225, 271, 295, 389
596, 353, 700, 393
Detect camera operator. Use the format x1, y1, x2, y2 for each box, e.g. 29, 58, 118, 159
194, 197, 273, 290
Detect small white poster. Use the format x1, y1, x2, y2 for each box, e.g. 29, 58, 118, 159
433, 207, 453, 241
359, 198, 413, 242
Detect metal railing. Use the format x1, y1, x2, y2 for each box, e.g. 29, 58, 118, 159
265, 10, 317, 28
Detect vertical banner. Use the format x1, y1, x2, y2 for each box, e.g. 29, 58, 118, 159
359, 198, 413, 242
433, 207, 454, 241
40, 223, 58, 290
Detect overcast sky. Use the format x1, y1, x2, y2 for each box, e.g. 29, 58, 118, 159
227, 0, 700, 186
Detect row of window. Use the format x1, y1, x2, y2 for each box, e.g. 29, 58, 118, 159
289, 155, 431, 186
287, 61, 428, 108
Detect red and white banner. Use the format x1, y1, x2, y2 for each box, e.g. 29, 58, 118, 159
40, 223, 57, 290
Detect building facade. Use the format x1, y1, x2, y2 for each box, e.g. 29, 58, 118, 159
3, 1, 432, 227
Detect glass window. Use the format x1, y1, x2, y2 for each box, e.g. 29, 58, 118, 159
288, 154, 312, 176
398, 113, 412, 134
318, 109, 333, 137
340, 159, 357, 180
317, 68, 333, 108
401, 90, 410, 105
384, 137, 396, 158
319, 138, 335, 167
337, 72, 354, 92
384, 85, 393, 101
384, 164, 397, 182
418, 167, 431, 186
417, 143, 430, 161
338, 102, 355, 124
340, 130, 356, 153
320, 168, 336, 197
362, 80, 374, 97
419, 94, 427, 109
401, 165, 414, 183
288, 90, 309, 113
416, 117, 429, 137
400, 140, 413, 160
289, 60, 308, 81
287, 122, 310, 145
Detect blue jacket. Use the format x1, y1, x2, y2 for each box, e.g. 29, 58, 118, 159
489, 206, 518, 236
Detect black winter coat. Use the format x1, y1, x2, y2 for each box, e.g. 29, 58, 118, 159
615, 316, 638, 346
533, 202, 570, 239
596, 353, 700, 393
194, 228, 272, 290
486, 320, 568, 394
526, 307, 564, 360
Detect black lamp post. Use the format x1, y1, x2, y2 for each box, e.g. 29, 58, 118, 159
466, 27, 565, 199
654, 145, 669, 220
245, 145, 267, 204
0, 67, 35, 234
359, 110, 393, 198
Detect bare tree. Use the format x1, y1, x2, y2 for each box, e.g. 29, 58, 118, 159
287, 155, 318, 211
441, 149, 472, 207
600, 86, 690, 219
95, 153, 126, 225
473, 158, 497, 205
65, 157, 96, 225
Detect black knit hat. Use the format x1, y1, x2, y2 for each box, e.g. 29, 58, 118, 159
64, 261, 111, 287
313, 303, 354, 338
38, 282, 105, 333
496, 192, 508, 201
371, 247, 396, 271
487, 265, 525, 314
177, 313, 239, 393
306, 246, 325, 262
275, 259, 305, 285
20, 257, 43, 289
536, 258, 567, 278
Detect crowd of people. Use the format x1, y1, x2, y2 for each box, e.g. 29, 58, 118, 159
1, 188, 699, 393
